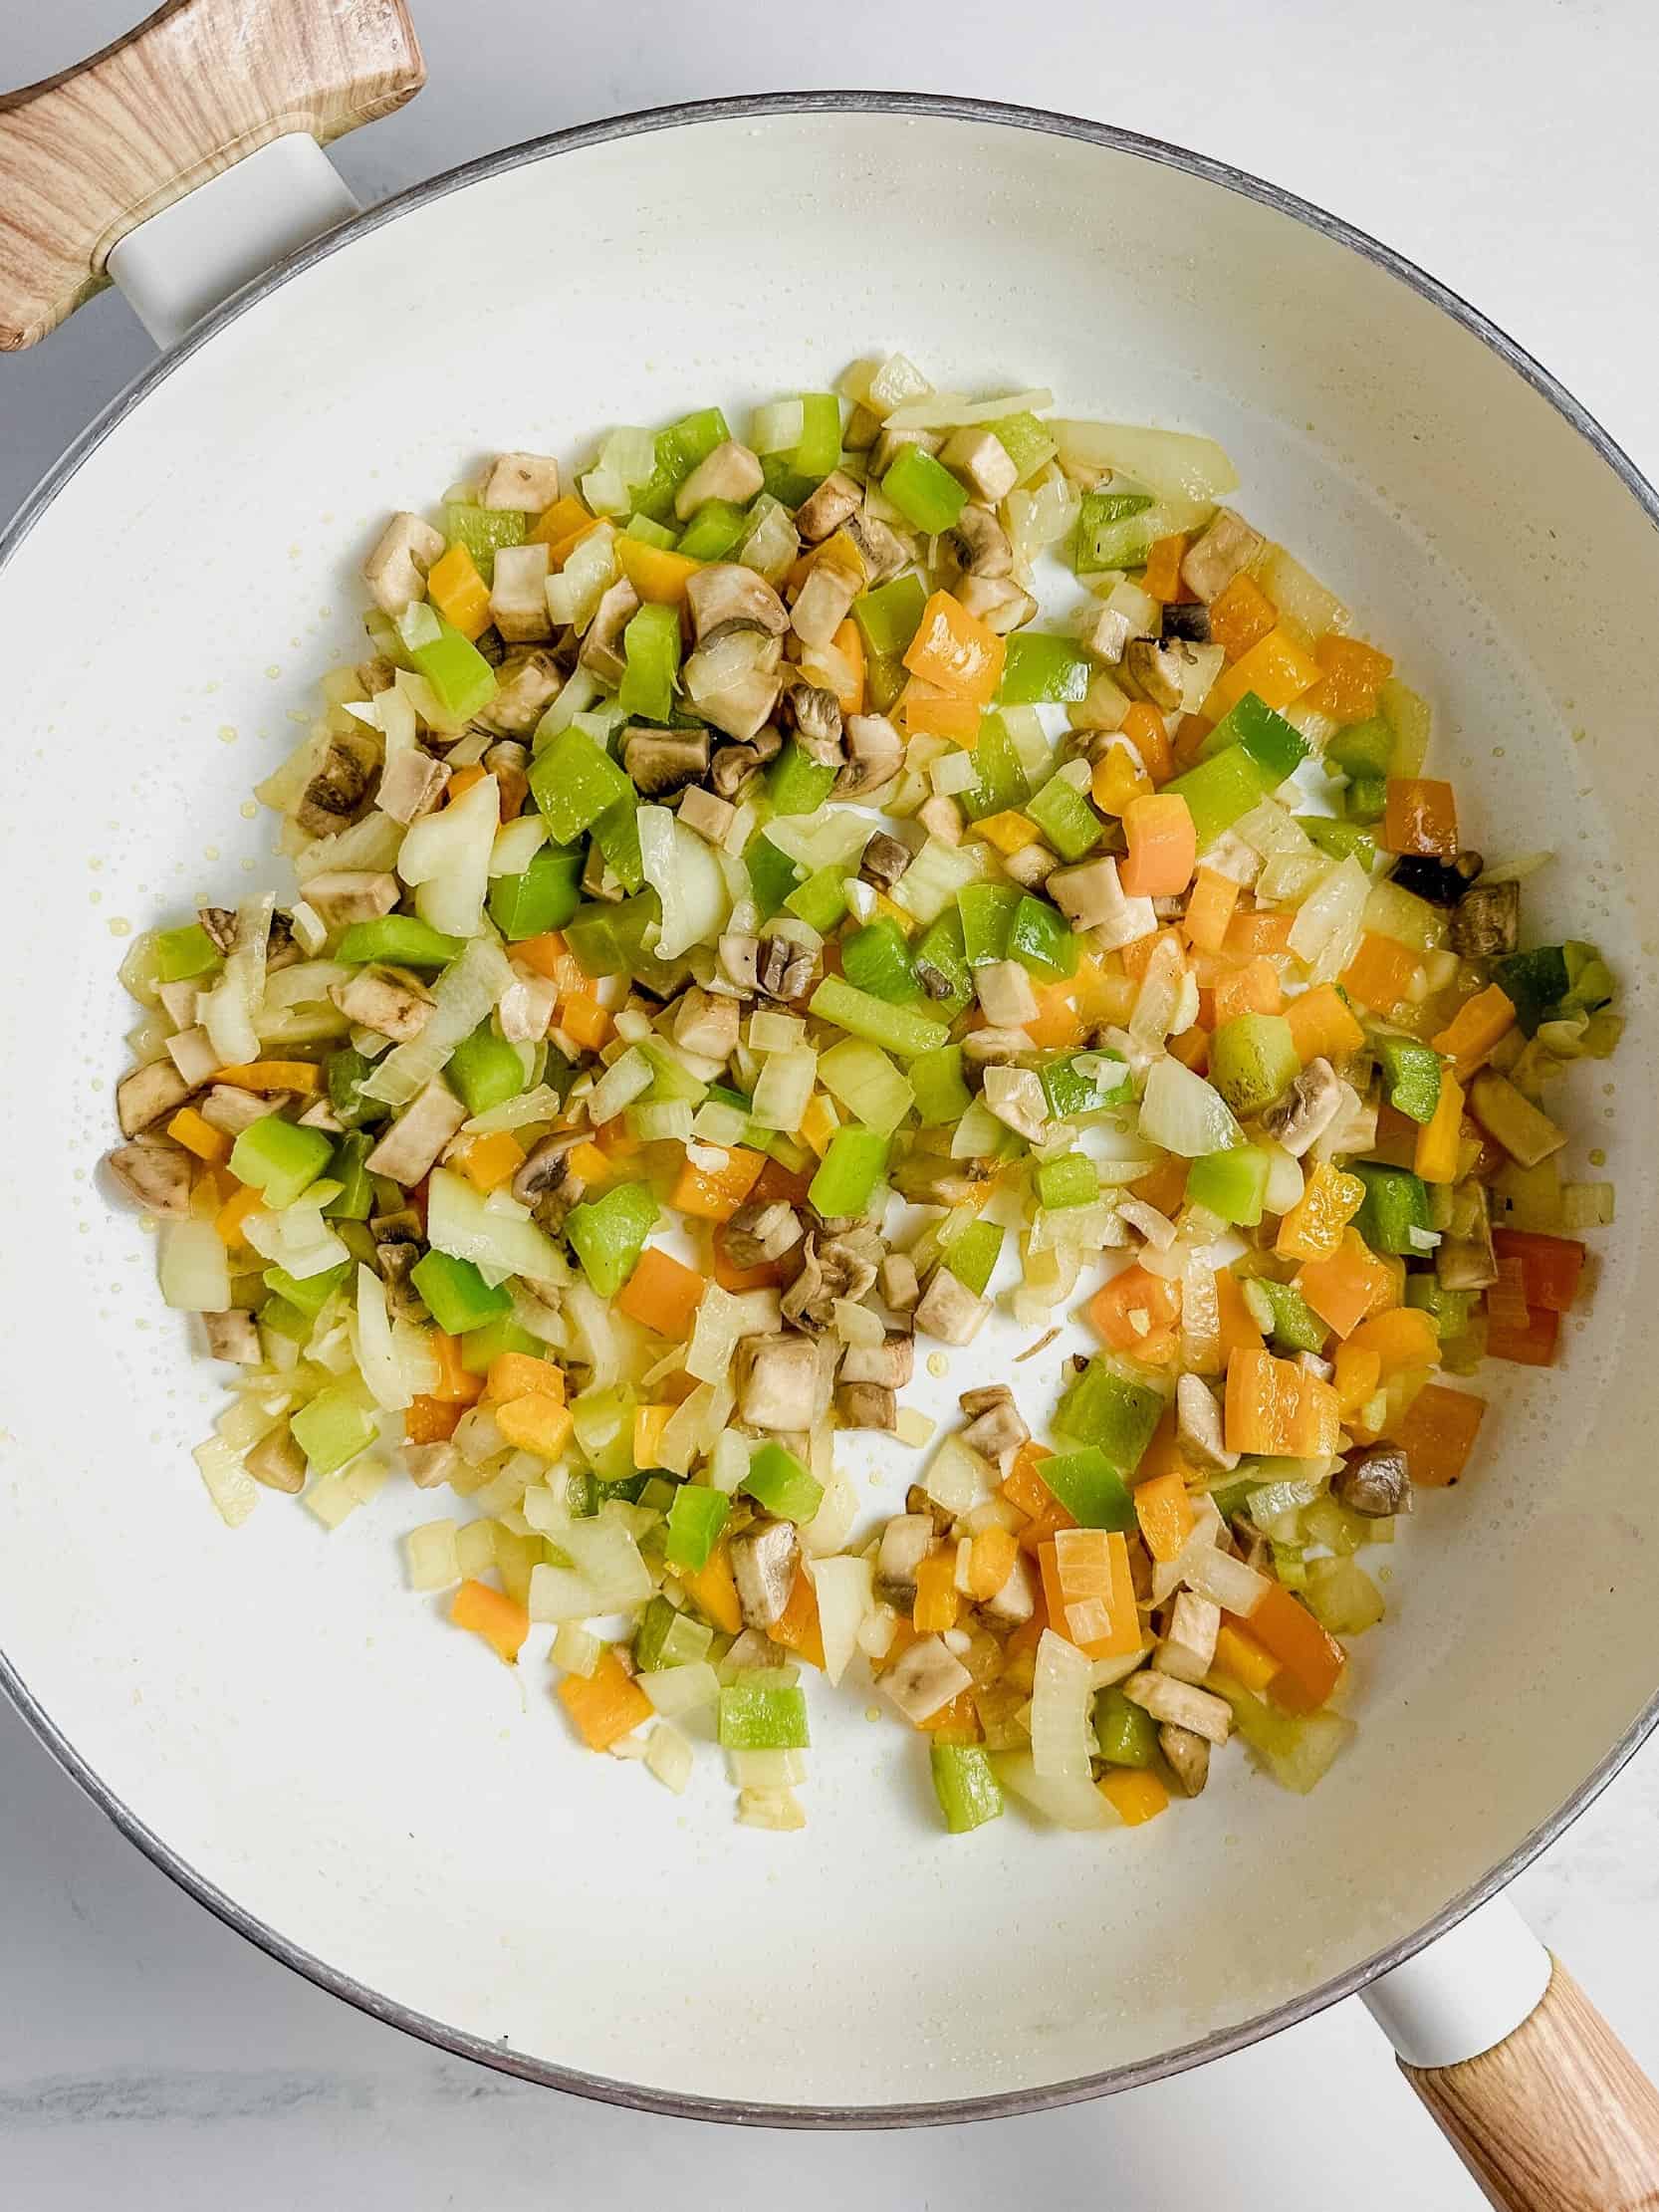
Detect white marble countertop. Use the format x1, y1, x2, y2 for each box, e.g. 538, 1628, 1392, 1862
6, 3, 1659, 2204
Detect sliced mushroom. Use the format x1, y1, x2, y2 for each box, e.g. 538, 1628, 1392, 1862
106, 1140, 192, 1215
116, 1060, 191, 1138
376, 747, 449, 825
795, 469, 862, 543
1001, 841, 1058, 891
716, 932, 761, 995
1451, 879, 1520, 959
674, 439, 764, 521
1121, 1670, 1232, 1745
510, 1130, 586, 1230
1161, 602, 1212, 644
621, 727, 711, 797
960, 1390, 1029, 1463
1334, 1442, 1414, 1517
1259, 1057, 1342, 1158
783, 1233, 879, 1332
755, 934, 815, 1003
676, 785, 736, 846
940, 503, 1014, 580
684, 629, 784, 742
196, 1083, 270, 1135
671, 984, 740, 1062
708, 736, 773, 800
725, 1200, 803, 1268
841, 1331, 914, 1387
982, 1064, 1049, 1143
481, 451, 562, 511
833, 714, 904, 800
984, 1550, 1037, 1625
858, 832, 912, 892
1180, 509, 1266, 605
1153, 1590, 1222, 1684
246, 1425, 308, 1495
729, 1517, 800, 1629
303, 869, 400, 928
578, 577, 642, 685
737, 1333, 821, 1431
906, 1483, 956, 1537
954, 574, 1040, 633
875, 1513, 936, 1607
1159, 1723, 1212, 1798
479, 648, 562, 735
375, 1236, 425, 1322
1437, 1194, 1498, 1291
1175, 1372, 1240, 1472
780, 678, 843, 766
362, 511, 445, 617
201, 1310, 261, 1364
363, 1077, 467, 1184
878, 1252, 920, 1313
581, 841, 626, 904
296, 730, 379, 837
684, 563, 790, 643
489, 542, 554, 642
1122, 636, 1192, 713
960, 1026, 1035, 1071
840, 509, 910, 585
837, 1380, 896, 1430
882, 1634, 974, 1725
913, 1267, 991, 1347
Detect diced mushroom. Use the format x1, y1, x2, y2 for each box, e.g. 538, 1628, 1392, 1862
1451, 879, 1521, 959
879, 1253, 920, 1313
479, 649, 562, 735
976, 958, 1040, 1031
106, 1139, 192, 1215
364, 1077, 467, 1183
708, 737, 771, 800
621, 727, 711, 796
376, 747, 450, 825
1048, 855, 1156, 949
196, 1083, 269, 1135
833, 714, 904, 800
954, 575, 1038, 633
117, 1060, 191, 1137
1002, 841, 1057, 891
1389, 851, 1483, 907
375, 1236, 425, 1321
914, 1267, 991, 1346
296, 1097, 345, 1132
870, 424, 942, 475
296, 730, 379, 837
1437, 1196, 1498, 1291
362, 511, 445, 616
1161, 602, 1213, 643
481, 451, 562, 511
676, 785, 736, 846
578, 578, 642, 685
755, 934, 816, 1002
674, 439, 764, 521
245, 1425, 308, 1494
916, 795, 962, 847
716, 933, 761, 995
672, 985, 740, 1062
1154, 1590, 1221, 1684
685, 563, 791, 643
960, 1387, 1029, 1463
165, 1027, 221, 1088
795, 469, 862, 543
489, 543, 554, 642
960, 1026, 1035, 1070
859, 832, 912, 892
684, 630, 784, 742
840, 1331, 914, 1387
981, 1065, 1049, 1143
1121, 1670, 1232, 1745
303, 869, 400, 928
1469, 1071, 1566, 1168
781, 679, 844, 767
790, 559, 859, 649
201, 1310, 261, 1364
1175, 1372, 1240, 1472
906, 1482, 957, 1536
783, 1233, 880, 1332
840, 508, 910, 585
1180, 509, 1266, 605
1159, 1723, 1212, 1798
940, 504, 1014, 581
510, 1130, 585, 1229
837, 1380, 896, 1430
984, 1550, 1036, 1625
737, 1333, 821, 1431
1124, 636, 1192, 713
882, 1633, 974, 1725
875, 1514, 937, 1607
941, 426, 1019, 504
1260, 1057, 1343, 1158
725, 1200, 803, 1268
729, 1517, 800, 1629
1335, 1442, 1413, 1518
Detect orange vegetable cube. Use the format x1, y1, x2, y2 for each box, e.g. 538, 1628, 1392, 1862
557, 1646, 653, 1749
1213, 1267, 1266, 1362
1305, 633, 1392, 724
1484, 1305, 1560, 1366
1173, 712, 1214, 769
1091, 743, 1154, 817
1248, 1582, 1345, 1713
1038, 1533, 1139, 1659
966, 1524, 1021, 1600
1208, 626, 1321, 717
1284, 982, 1365, 1066
405, 1393, 462, 1444
913, 1551, 960, 1633
560, 992, 612, 1050
1088, 1264, 1183, 1358
1182, 866, 1241, 953
1275, 1161, 1365, 1262
615, 1244, 706, 1338
1297, 1229, 1397, 1340
513, 930, 585, 991
680, 1542, 744, 1634
213, 1060, 321, 1094
458, 1128, 525, 1194
1099, 1768, 1169, 1825
771, 1565, 827, 1669
1210, 956, 1282, 1026
1024, 976, 1087, 1052
1223, 908, 1294, 958
1340, 930, 1422, 1012
711, 1221, 784, 1293
213, 1181, 263, 1249
917, 1688, 980, 1739
614, 535, 703, 605
670, 1143, 767, 1223
1211, 1621, 1281, 1696
630, 1404, 674, 1470
1001, 1439, 1059, 1521
1141, 535, 1189, 604
450, 1579, 530, 1664
1166, 1025, 1210, 1074
1119, 793, 1198, 898
428, 1331, 485, 1405
427, 542, 492, 641
1332, 1343, 1382, 1419
567, 1139, 611, 1190
528, 495, 596, 553
825, 617, 866, 717
1225, 1347, 1341, 1458
167, 1106, 229, 1165
1414, 1072, 1465, 1185
1133, 1469, 1195, 1564
1119, 925, 1185, 984
898, 675, 980, 743
1382, 777, 1459, 859
1345, 1306, 1439, 1381
1393, 1382, 1487, 1486
1208, 573, 1278, 663
977, 808, 1042, 855
1491, 1228, 1585, 1314
1119, 700, 1174, 783
901, 591, 1006, 704
1432, 984, 1516, 1076
494, 1392, 574, 1460
484, 1352, 563, 1404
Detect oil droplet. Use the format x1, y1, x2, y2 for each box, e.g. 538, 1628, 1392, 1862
240, 857, 256, 873
203, 846, 219, 861
864, 1707, 883, 1723
926, 1352, 949, 1379
88, 856, 104, 870
265, 665, 281, 680
89, 889, 102, 905
109, 916, 131, 936
1589, 1147, 1606, 1167
240, 800, 258, 820
217, 724, 238, 744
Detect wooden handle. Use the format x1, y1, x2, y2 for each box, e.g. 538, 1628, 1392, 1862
0, 0, 424, 350
1402, 1955, 1659, 2211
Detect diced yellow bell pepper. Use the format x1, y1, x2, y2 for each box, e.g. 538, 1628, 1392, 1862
1414, 1072, 1465, 1185
427, 543, 491, 641
799, 1090, 840, 1158
1211, 1621, 1281, 1696
631, 1403, 674, 1470
976, 809, 1042, 856
1207, 625, 1322, 717
1098, 1768, 1169, 1825
1275, 1160, 1365, 1262
495, 1392, 574, 1461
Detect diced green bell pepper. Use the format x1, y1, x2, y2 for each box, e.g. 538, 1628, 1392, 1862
1325, 716, 1395, 781
565, 1183, 659, 1297
259, 1295, 311, 1346
443, 501, 525, 582
1035, 1152, 1099, 1210
665, 1484, 731, 1574
1040, 1051, 1131, 1117
676, 499, 751, 561
911, 910, 973, 1015
718, 1681, 811, 1751
745, 829, 801, 919
395, 604, 497, 722
1345, 773, 1387, 825
1244, 1276, 1327, 1353
289, 1387, 376, 1476
1024, 772, 1104, 861
1056, 1357, 1163, 1472
410, 1249, 511, 1334
1095, 1686, 1159, 1768
448, 1024, 526, 1117
1405, 1276, 1476, 1338
488, 845, 584, 939
616, 602, 682, 723
590, 795, 644, 895
1186, 1144, 1271, 1227
910, 1044, 973, 1126
1038, 1445, 1135, 1532
930, 1743, 1004, 1833
984, 412, 1057, 484
852, 572, 928, 659
841, 918, 917, 1002
808, 1126, 889, 1218
1299, 815, 1375, 867
1351, 1161, 1432, 1255
742, 1441, 824, 1524
944, 1221, 1003, 1298
1164, 746, 1278, 849
784, 865, 849, 934
623, 513, 678, 550
768, 738, 839, 817
321, 1133, 374, 1222
229, 1114, 334, 1209
262, 1260, 350, 1319
1075, 490, 1156, 573
881, 444, 968, 534
1208, 1013, 1300, 1118
809, 976, 949, 1059
529, 725, 635, 845
153, 922, 222, 983
1197, 691, 1308, 784
1008, 894, 1078, 979
1492, 943, 1610, 1037
998, 632, 1091, 705
327, 1046, 391, 1129
959, 714, 1032, 826
958, 880, 1022, 967
336, 916, 467, 969
458, 1318, 543, 1375
1376, 1035, 1443, 1125
633, 1595, 681, 1672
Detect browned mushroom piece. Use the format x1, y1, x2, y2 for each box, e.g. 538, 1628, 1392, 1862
1159, 1724, 1212, 1798
296, 729, 379, 837
1259, 1057, 1343, 1157
780, 678, 844, 765
676, 785, 736, 846
840, 508, 910, 585
736, 1333, 820, 1431
716, 933, 762, 995
882, 1635, 973, 1724
755, 934, 815, 1003
858, 832, 912, 891
481, 451, 562, 511
684, 629, 784, 742
729, 1518, 801, 1629
959, 1384, 1029, 1462
116, 1060, 192, 1138
480, 648, 562, 734
673, 440, 765, 522
671, 985, 741, 1062
795, 470, 862, 543
245, 1425, 308, 1495
106, 1139, 193, 1215
782, 1232, 879, 1332
362, 511, 445, 616
303, 869, 400, 928
620, 727, 711, 796
577, 576, 642, 685
841, 1331, 914, 1388
724, 1200, 803, 1269
955, 575, 1038, 633
684, 563, 791, 643
913, 1267, 991, 1346
833, 714, 903, 799
510, 1131, 587, 1230
1334, 1442, 1413, 1518
836, 1380, 896, 1430
201, 1310, 261, 1364
1451, 878, 1521, 958
363, 1078, 468, 1184
375, 746, 450, 826
375, 1236, 425, 1322
940, 503, 1014, 580
875, 1513, 938, 1607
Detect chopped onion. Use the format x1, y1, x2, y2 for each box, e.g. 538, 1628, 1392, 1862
923, 1432, 996, 1514
750, 1044, 817, 1132
546, 524, 616, 631
1179, 1254, 1222, 1372
1129, 934, 1187, 1046
1117, 1196, 1176, 1250
461, 1083, 565, 1136
294, 810, 403, 884
1478, 851, 1553, 885
807, 1555, 873, 1686
425, 1165, 563, 1282
159, 1219, 232, 1312
884, 387, 1053, 431
587, 1046, 651, 1126
199, 894, 273, 1066
1288, 856, 1370, 982
363, 937, 513, 1107
1138, 1057, 1244, 1157
636, 805, 731, 958
489, 815, 548, 879
991, 1751, 1116, 1830
1184, 1541, 1271, 1616
404, 1519, 460, 1592
396, 772, 499, 938
641, 1660, 721, 1716
353, 1265, 411, 1411
1050, 419, 1238, 501
645, 1722, 694, 1795
686, 1286, 747, 1386
192, 1435, 258, 1528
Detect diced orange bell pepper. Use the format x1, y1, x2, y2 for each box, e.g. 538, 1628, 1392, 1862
1173, 713, 1214, 769
528, 494, 596, 553
1332, 1343, 1382, 1420
913, 1551, 960, 1634
901, 590, 1006, 704
1182, 866, 1241, 953
917, 1688, 980, 1740
1297, 1229, 1396, 1339
826, 617, 866, 717
458, 1128, 525, 1194
680, 1542, 744, 1635
1119, 793, 1198, 898
558, 1646, 653, 1748
1099, 1768, 1169, 1825
446, 763, 488, 807
513, 930, 586, 993
1248, 1582, 1345, 1713
1341, 930, 1422, 1012
1039, 1533, 1139, 1659
494, 1393, 574, 1460
1141, 535, 1189, 605
1120, 925, 1186, 985
1223, 908, 1295, 958
450, 1579, 530, 1664
1091, 744, 1154, 817
1209, 573, 1278, 663
1214, 1266, 1266, 1361
1432, 984, 1516, 1076
1225, 1347, 1341, 1458
428, 1331, 485, 1405
1414, 1072, 1465, 1185
1305, 634, 1392, 724
1382, 778, 1459, 859
965, 1525, 1021, 1601
1344, 1306, 1439, 1381
1491, 1228, 1585, 1314
1119, 700, 1174, 784
1210, 956, 1283, 1026
166, 1105, 229, 1165
1001, 1439, 1059, 1521
771, 1565, 827, 1669
1133, 1469, 1195, 1564
1275, 1161, 1365, 1262
567, 1139, 611, 1190
1166, 1025, 1210, 1074
428, 542, 492, 641
1485, 1304, 1560, 1366
1211, 1620, 1281, 1696
484, 1352, 563, 1404
1024, 976, 1087, 1052
405, 1393, 462, 1444
614, 535, 703, 605
213, 1060, 322, 1095
670, 1143, 767, 1223
1284, 982, 1366, 1065
1393, 1381, 1487, 1486
560, 992, 612, 1050
976, 808, 1041, 856
899, 676, 980, 743
1208, 627, 1321, 717
614, 1244, 706, 1338
1089, 1264, 1183, 1364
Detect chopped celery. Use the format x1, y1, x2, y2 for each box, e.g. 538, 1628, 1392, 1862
745, 829, 801, 918
808, 1126, 889, 1217
443, 501, 525, 582
1008, 893, 1077, 979
912, 910, 973, 1014
1376, 1035, 1443, 1125
718, 1681, 811, 1751
337, 916, 466, 968
1299, 816, 1375, 867
985, 411, 1057, 484
676, 498, 751, 561
1095, 1686, 1158, 1768
959, 715, 1032, 825
784, 865, 849, 934
809, 976, 949, 1059
1035, 1152, 1098, 1209
458, 1316, 542, 1372
1198, 691, 1308, 784
841, 918, 918, 1002
290, 1385, 375, 1475
529, 725, 635, 845
321, 1133, 374, 1222
1186, 1145, 1271, 1227
327, 1046, 391, 1129
616, 602, 682, 723
1056, 1357, 1163, 1471
1164, 746, 1277, 849
930, 1743, 1004, 1834
998, 632, 1091, 705
1208, 1014, 1300, 1118
229, 1115, 334, 1208
153, 923, 222, 983
259, 1295, 311, 1346
742, 1441, 824, 1524
566, 1183, 659, 1296
958, 880, 1022, 967
262, 1260, 350, 1319
396, 605, 497, 722
665, 1485, 731, 1574
623, 513, 678, 550
944, 1220, 1003, 1297
911, 1044, 973, 1126
852, 573, 928, 659
410, 1249, 511, 1333
1025, 772, 1104, 861
488, 845, 584, 939
1351, 1162, 1431, 1255
1039, 1445, 1135, 1531
882, 444, 968, 533
1074, 490, 1156, 572
768, 740, 839, 817
1247, 1277, 1327, 1353
448, 1024, 526, 1116
1040, 1051, 1131, 1117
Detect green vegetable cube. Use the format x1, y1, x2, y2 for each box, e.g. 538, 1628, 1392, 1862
852, 572, 928, 659
1494, 945, 1571, 1037
676, 499, 751, 561
321, 1133, 374, 1222
443, 501, 525, 582
783, 865, 849, 934
1055, 1358, 1163, 1472
229, 1114, 334, 1209
397, 607, 498, 722
665, 1484, 731, 1574
447, 1024, 526, 1117
409, 1250, 511, 1334
840, 918, 918, 1003
959, 715, 1033, 826
910, 1044, 973, 1126
566, 1183, 659, 1297
957, 881, 1022, 967
1187, 1145, 1272, 1227
1351, 1162, 1432, 1255
984, 412, 1057, 485
529, 725, 634, 845
1008, 893, 1078, 979
336, 916, 467, 968
742, 1442, 824, 1524
882, 444, 968, 534
998, 632, 1091, 705
1035, 1152, 1099, 1210
1245, 1276, 1328, 1353
290, 1385, 376, 1476
1038, 1446, 1135, 1532
590, 796, 644, 894
1325, 715, 1395, 780
808, 977, 949, 1059
943, 1221, 1003, 1298
808, 1126, 889, 1219
1208, 1013, 1301, 1118
1164, 746, 1277, 849
1074, 490, 1155, 573
767, 739, 838, 817
1040, 1051, 1131, 1117
326, 1047, 389, 1130
152, 922, 222, 983
458, 1317, 543, 1373
744, 829, 801, 918
262, 1260, 350, 1319
1198, 691, 1308, 784
911, 911, 973, 1014
718, 1681, 811, 1751
1095, 1686, 1159, 1768
488, 845, 584, 940
930, 1743, 1004, 1833
1345, 773, 1387, 825
1405, 1276, 1476, 1337
1025, 773, 1105, 861
1299, 815, 1375, 867
1376, 1036, 1444, 1125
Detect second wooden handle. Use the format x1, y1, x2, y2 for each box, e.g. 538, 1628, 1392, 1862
1402, 1955, 1659, 2212
0, 0, 425, 350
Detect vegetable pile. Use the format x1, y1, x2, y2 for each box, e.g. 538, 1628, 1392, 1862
106, 358, 1620, 1836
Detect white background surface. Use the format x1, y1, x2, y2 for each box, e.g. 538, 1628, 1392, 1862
5, 3, 1659, 2204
